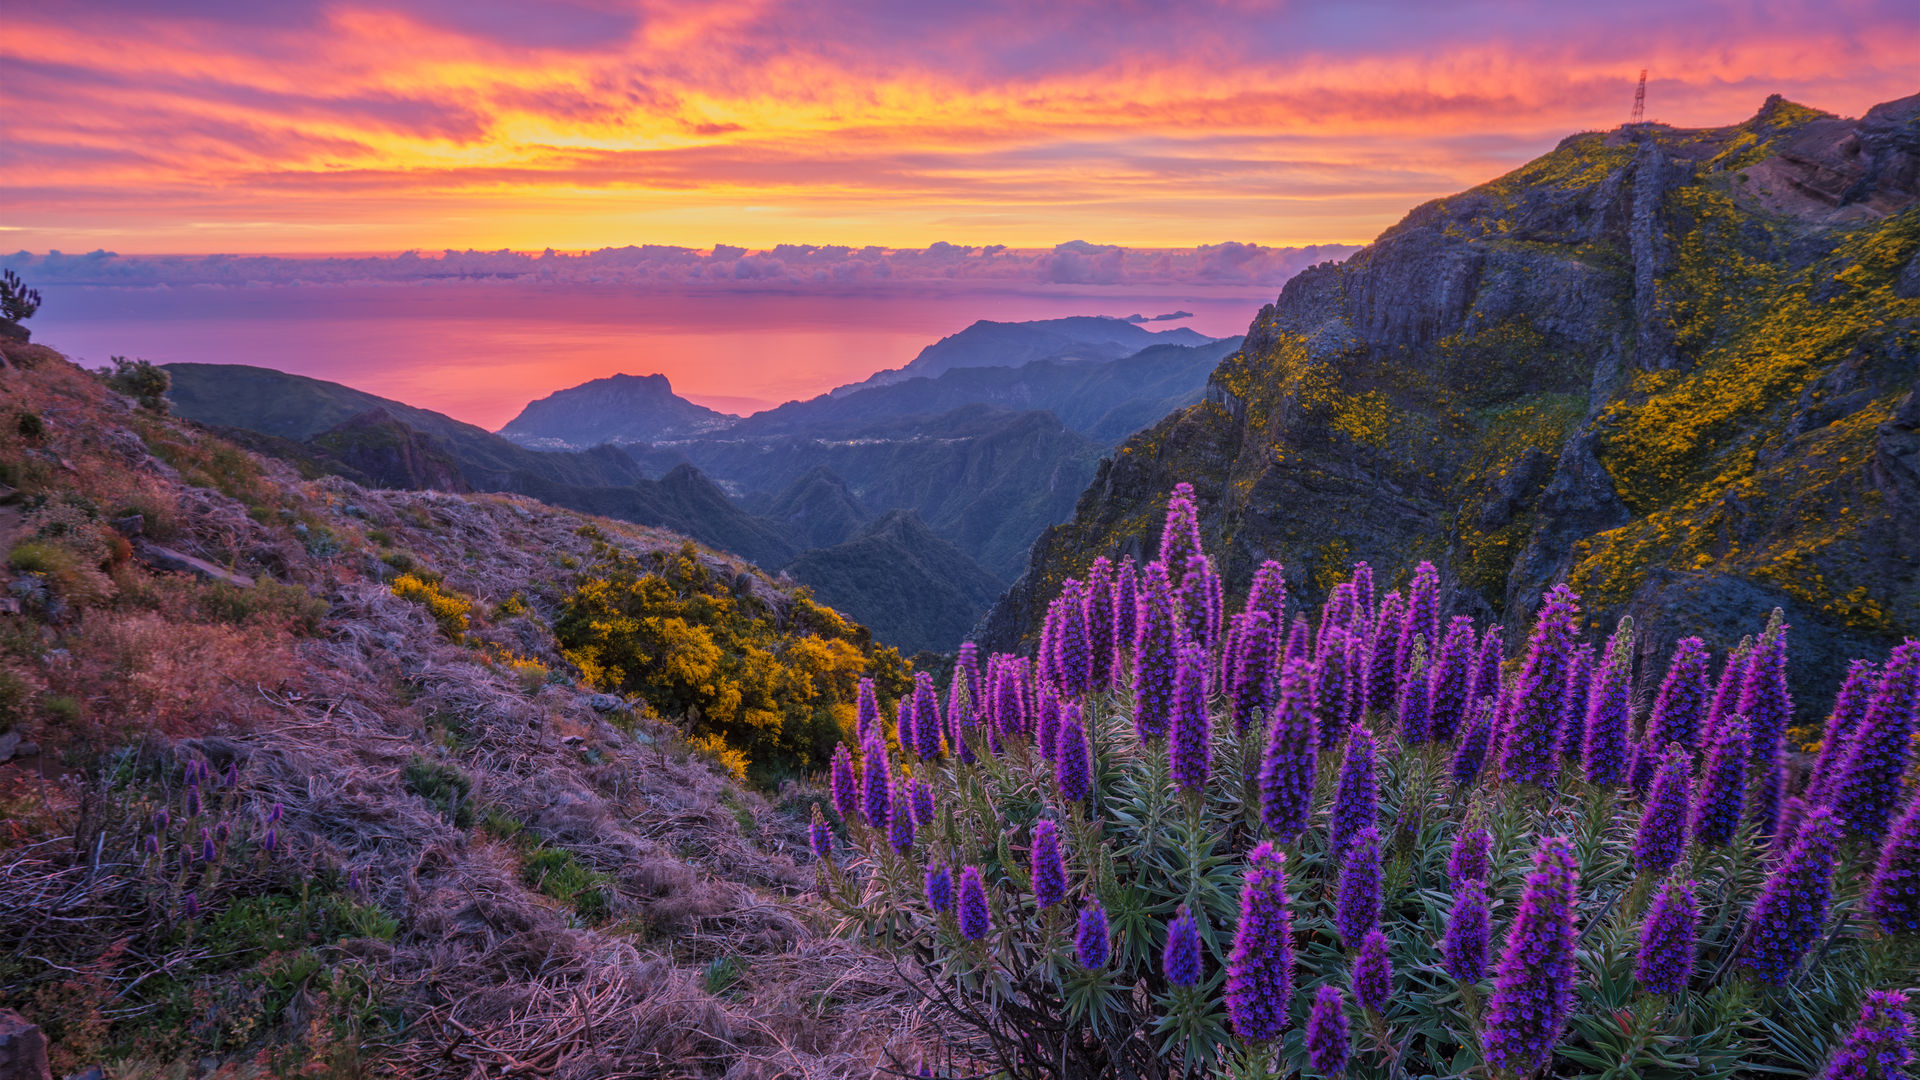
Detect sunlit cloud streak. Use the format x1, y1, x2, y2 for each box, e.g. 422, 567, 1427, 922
1, 0, 1914, 252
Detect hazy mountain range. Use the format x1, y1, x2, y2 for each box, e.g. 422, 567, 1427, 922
164, 316, 1235, 653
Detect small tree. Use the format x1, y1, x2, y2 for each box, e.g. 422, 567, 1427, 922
104, 356, 171, 412
0, 269, 41, 324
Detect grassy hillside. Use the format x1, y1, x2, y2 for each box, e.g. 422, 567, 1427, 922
0, 340, 926, 1075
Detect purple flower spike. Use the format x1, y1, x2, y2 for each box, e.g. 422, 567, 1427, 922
1452, 697, 1496, 787
1163, 906, 1204, 987
1351, 928, 1392, 1013
1329, 724, 1378, 861
1397, 650, 1432, 745
268, 802, 283, 825
1284, 617, 1312, 663
1701, 638, 1753, 751
1085, 559, 1116, 690
1314, 629, 1354, 749
1397, 560, 1441, 679
1246, 559, 1288, 628
887, 777, 916, 854
1583, 641, 1632, 788
1228, 611, 1279, 735
1740, 806, 1841, 985
1349, 563, 1375, 630
1170, 640, 1212, 793
1448, 826, 1492, 886
144, 833, 160, 856
182, 891, 200, 919
1111, 560, 1139, 684
855, 678, 880, 745
956, 865, 991, 941
1634, 744, 1693, 874
1054, 706, 1093, 805
1689, 712, 1749, 848
909, 776, 937, 829
1305, 984, 1350, 1076
1442, 882, 1490, 983
1317, 583, 1355, 658
1634, 876, 1697, 995
1633, 637, 1711, 795
1866, 789, 1920, 936
1557, 643, 1595, 763
186, 787, 202, 819
1498, 585, 1580, 788
1160, 482, 1204, 568
1260, 659, 1320, 841
829, 744, 857, 822
1427, 616, 1478, 741
1133, 561, 1181, 739
156, 807, 170, 830
1738, 618, 1793, 781
910, 672, 944, 760
1808, 659, 1877, 803
1335, 825, 1383, 947
1034, 682, 1062, 763
1075, 901, 1110, 968
224, 761, 240, 789
1482, 836, 1581, 1076
1052, 582, 1093, 698
1818, 990, 1913, 1080
809, 805, 834, 861
262, 826, 277, 854
1176, 552, 1223, 651
1832, 640, 1920, 844
1362, 590, 1407, 717
1030, 819, 1068, 910
925, 865, 954, 913
200, 827, 217, 865
1225, 842, 1293, 1042
861, 739, 892, 829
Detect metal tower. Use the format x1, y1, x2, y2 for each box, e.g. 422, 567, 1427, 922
1631, 70, 1647, 123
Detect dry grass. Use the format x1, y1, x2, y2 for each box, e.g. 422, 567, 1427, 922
0, 345, 937, 1077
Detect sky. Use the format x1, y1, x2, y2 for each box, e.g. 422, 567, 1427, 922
3, 1, 1916, 255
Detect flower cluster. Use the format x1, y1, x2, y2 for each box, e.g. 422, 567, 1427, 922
821, 482, 1911, 1080
1482, 836, 1580, 1075
1635, 877, 1697, 995
1818, 990, 1913, 1080
1740, 807, 1841, 985
1225, 842, 1293, 1042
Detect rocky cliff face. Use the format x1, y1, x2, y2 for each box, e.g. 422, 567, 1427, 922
978, 93, 1920, 712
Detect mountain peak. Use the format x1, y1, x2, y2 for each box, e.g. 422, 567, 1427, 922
498, 372, 736, 449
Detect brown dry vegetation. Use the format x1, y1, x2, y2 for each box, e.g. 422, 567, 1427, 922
0, 341, 933, 1077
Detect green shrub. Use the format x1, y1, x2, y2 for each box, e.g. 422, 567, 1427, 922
402, 756, 473, 829
521, 847, 612, 923
102, 357, 170, 412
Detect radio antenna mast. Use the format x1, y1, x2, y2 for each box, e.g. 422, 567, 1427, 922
1630, 69, 1647, 124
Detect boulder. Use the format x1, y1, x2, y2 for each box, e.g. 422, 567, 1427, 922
0, 1009, 50, 1080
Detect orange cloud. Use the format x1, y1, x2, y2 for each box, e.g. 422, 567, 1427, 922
2, 1, 1914, 252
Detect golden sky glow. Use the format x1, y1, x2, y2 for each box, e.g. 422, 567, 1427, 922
3, 1, 1916, 253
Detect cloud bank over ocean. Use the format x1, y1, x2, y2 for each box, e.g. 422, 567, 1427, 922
7, 241, 1357, 292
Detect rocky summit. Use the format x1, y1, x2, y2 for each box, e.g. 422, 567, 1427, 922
979, 93, 1920, 713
